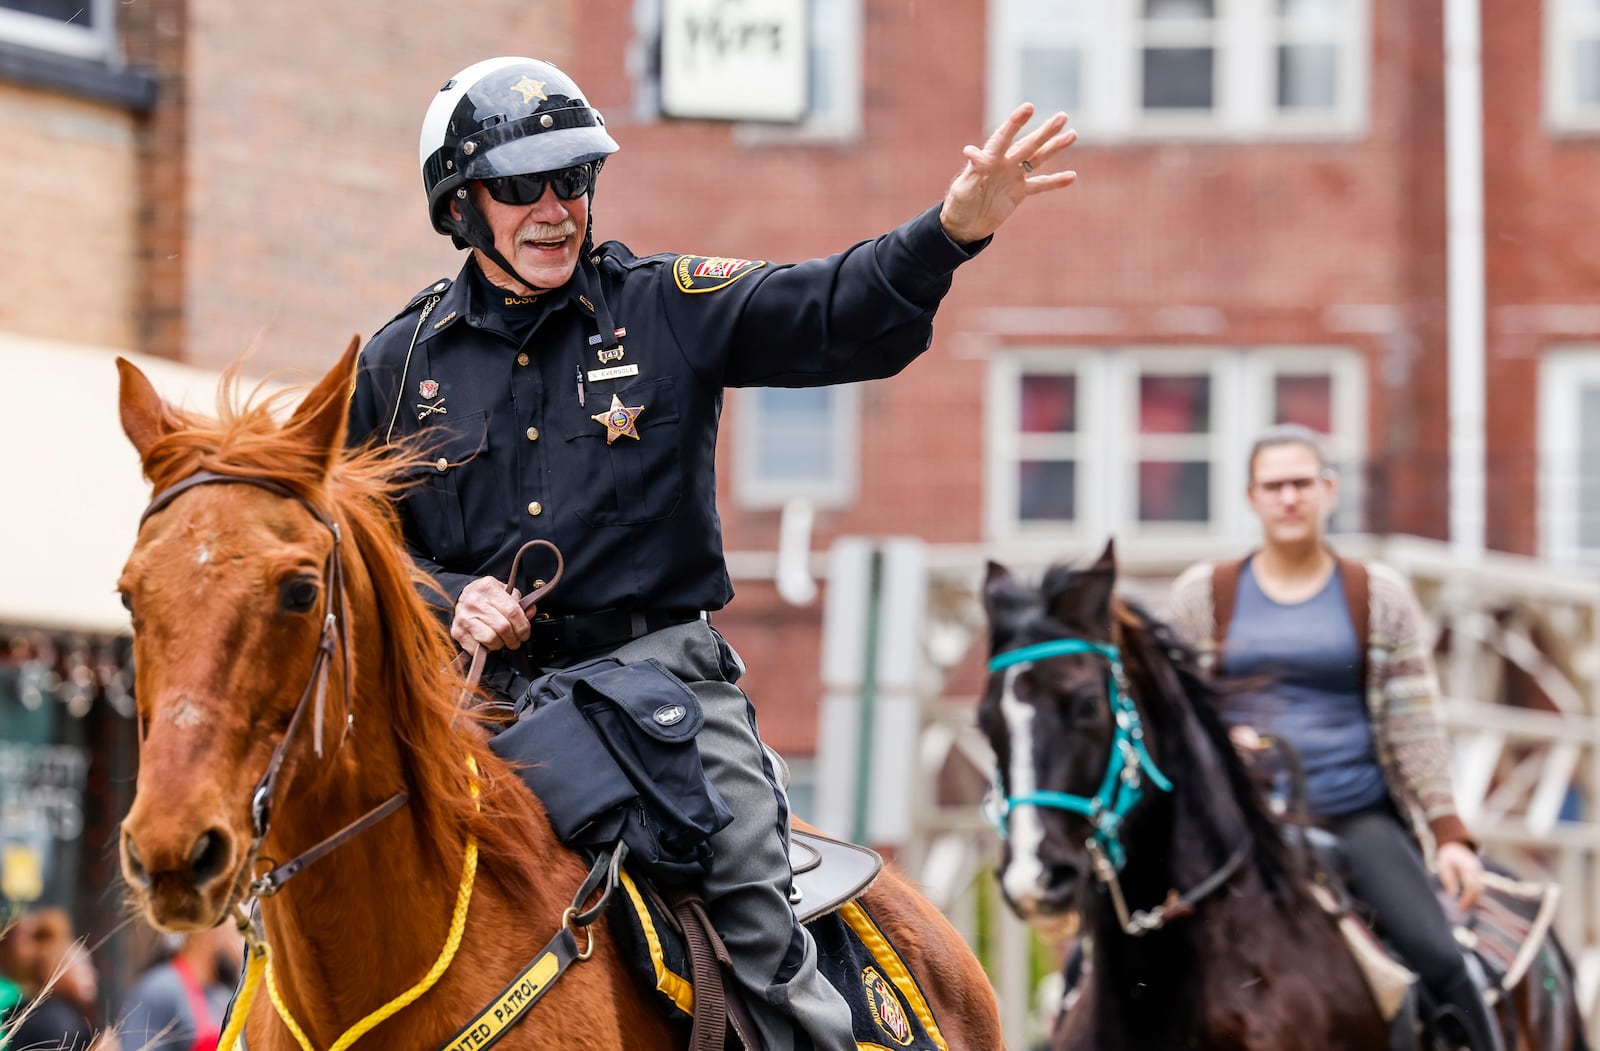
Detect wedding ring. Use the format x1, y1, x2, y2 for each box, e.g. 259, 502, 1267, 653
1022, 160, 1034, 173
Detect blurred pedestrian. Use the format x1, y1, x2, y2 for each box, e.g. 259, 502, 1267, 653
1166, 423, 1499, 1051
0, 909, 41, 1037
5, 908, 103, 1051
117, 925, 243, 1051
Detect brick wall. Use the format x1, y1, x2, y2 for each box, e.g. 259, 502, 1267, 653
1483, 0, 1600, 554
175, 0, 574, 374
0, 83, 139, 349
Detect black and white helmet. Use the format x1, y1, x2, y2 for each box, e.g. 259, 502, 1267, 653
419, 57, 619, 244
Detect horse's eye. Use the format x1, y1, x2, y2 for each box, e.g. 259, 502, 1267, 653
280, 577, 320, 613
119, 591, 135, 614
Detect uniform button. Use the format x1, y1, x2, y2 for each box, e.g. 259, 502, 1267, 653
435, 457, 449, 471
526, 426, 540, 441
516, 352, 530, 366
432, 281, 448, 292
527, 501, 543, 516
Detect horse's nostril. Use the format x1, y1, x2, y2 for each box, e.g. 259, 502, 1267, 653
123, 833, 150, 890
188, 828, 231, 887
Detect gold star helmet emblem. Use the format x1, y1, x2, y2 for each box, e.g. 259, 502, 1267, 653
511, 76, 548, 105
592, 394, 645, 444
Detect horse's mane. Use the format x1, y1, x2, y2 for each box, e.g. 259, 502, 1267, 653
1109, 598, 1299, 899
135, 369, 549, 903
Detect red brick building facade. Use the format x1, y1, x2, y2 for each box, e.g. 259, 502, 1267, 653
5, 0, 1600, 1005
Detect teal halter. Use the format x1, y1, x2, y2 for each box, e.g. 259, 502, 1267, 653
988, 638, 1172, 870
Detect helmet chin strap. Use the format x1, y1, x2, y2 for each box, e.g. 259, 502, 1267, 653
455, 190, 622, 352
456, 191, 551, 296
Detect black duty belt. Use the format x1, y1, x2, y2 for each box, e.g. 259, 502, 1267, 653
527, 608, 705, 662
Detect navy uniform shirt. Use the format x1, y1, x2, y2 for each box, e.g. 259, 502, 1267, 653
347, 204, 984, 617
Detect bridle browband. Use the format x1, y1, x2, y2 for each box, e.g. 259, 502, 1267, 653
988, 639, 1171, 871
137, 470, 409, 901
987, 635, 1249, 936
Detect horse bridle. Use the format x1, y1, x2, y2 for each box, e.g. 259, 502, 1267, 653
137, 470, 409, 902
988, 638, 1172, 871
987, 636, 1250, 936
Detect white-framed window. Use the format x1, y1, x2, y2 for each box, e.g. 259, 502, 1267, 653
0, 0, 116, 61
734, 385, 859, 509
634, 0, 863, 142
1540, 350, 1600, 563
986, 0, 1369, 140
988, 0, 1089, 119
986, 347, 1365, 542
1546, 0, 1600, 132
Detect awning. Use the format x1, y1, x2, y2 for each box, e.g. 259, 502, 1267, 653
0, 334, 281, 633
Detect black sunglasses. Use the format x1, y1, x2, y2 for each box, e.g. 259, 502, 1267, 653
479, 163, 596, 206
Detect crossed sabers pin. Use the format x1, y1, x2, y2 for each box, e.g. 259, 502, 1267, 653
416, 399, 447, 420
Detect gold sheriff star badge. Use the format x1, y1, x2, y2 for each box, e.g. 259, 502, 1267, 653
511, 76, 548, 105
592, 394, 645, 443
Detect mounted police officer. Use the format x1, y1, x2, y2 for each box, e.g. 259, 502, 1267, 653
347, 55, 1078, 1051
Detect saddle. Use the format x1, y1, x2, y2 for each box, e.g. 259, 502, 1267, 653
610, 829, 955, 1051
1290, 824, 1561, 1048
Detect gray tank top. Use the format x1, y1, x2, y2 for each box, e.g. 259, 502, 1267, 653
1222, 559, 1387, 817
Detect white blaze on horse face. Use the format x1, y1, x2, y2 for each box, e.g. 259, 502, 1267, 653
165, 694, 207, 730
999, 665, 1050, 912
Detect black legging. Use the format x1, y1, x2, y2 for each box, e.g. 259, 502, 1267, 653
1330, 807, 1499, 1050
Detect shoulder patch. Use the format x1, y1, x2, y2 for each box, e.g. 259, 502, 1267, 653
672, 256, 766, 294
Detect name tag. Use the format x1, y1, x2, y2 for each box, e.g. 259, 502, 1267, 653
587, 364, 640, 383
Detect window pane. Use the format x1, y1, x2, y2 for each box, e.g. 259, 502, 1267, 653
1279, 44, 1338, 108
1021, 47, 1082, 113
0, 0, 91, 23
1138, 461, 1210, 522
1143, 48, 1215, 108
1019, 460, 1076, 521
1020, 374, 1077, 433
755, 388, 836, 483
1580, 40, 1600, 105
1139, 374, 1211, 434
1274, 374, 1333, 432
1146, 0, 1214, 18
1581, 387, 1600, 549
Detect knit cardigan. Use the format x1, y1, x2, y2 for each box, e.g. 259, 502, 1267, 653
1166, 558, 1473, 853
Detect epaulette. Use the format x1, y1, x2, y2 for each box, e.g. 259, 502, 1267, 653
390, 277, 453, 322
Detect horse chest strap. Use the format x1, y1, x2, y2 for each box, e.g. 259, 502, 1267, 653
435, 930, 583, 1051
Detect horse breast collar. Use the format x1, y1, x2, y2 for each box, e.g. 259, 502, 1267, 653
988, 636, 1250, 936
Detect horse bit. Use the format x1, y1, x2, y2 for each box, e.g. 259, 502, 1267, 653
988, 637, 1249, 935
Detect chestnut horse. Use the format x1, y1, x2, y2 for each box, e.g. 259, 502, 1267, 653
114, 341, 1002, 1051
978, 546, 1589, 1051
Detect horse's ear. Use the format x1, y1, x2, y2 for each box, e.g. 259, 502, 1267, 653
982, 560, 1015, 616
117, 357, 175, 462
287, 335, 361, 473
1049, 547, 1118, 634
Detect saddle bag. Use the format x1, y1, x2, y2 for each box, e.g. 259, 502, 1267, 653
487, 656, 735, 884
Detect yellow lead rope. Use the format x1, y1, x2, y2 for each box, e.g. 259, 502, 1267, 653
222, 760, 482, 1051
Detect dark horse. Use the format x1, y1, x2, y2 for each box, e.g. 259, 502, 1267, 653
978, 543, 1589, 1051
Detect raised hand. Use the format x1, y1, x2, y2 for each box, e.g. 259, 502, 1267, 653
938, 102, 1079, 245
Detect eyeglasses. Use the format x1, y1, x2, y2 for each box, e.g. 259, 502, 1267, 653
479, 163, 596, 206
